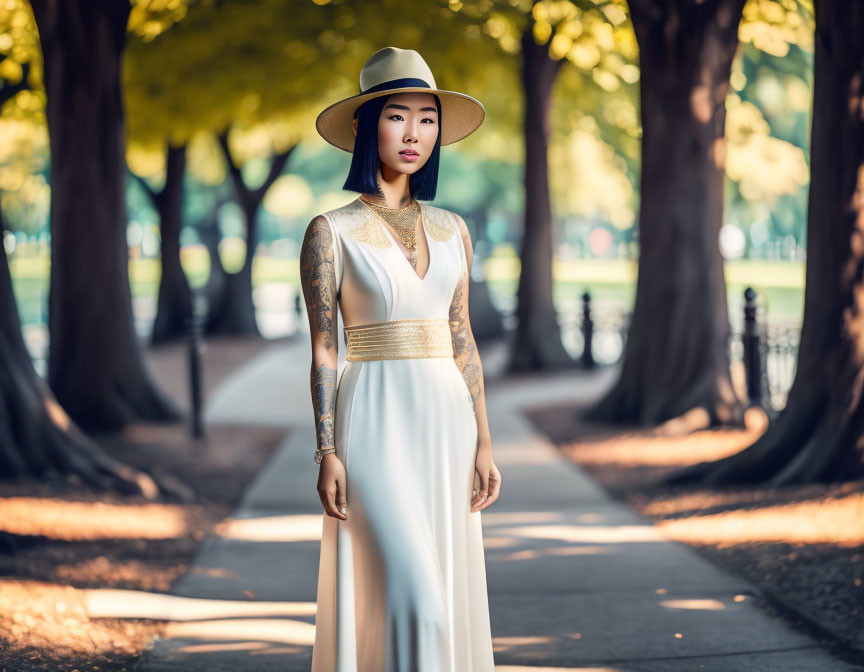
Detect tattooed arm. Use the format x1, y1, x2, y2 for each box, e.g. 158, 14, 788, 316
300, 215, 347, 520
449, 215, 492, 445
450, 213, 500, 511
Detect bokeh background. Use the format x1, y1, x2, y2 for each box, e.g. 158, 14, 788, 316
2, 0, 863, 670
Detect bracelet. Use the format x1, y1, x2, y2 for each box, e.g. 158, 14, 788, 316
314, 447, 336, 464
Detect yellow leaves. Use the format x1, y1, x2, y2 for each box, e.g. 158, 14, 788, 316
600, 3, 628, 26
739, 0, 813, 56
591, 21, 614, 51
569, 42, 600, 69
724, 94, 809, 201
262, 175, 314, 218
533, 19, 552, 44
726, 96, 770, 144
0, 0, 42, 90
0, 115, 47, 196
0, 55, 22, 82
128, 0, 188, 42
549, 34, 572, 60
549, 123, 634, 228
483, 11, 521, 54
784, 75, 811, 112
483, 14, 508, 38
592, 68, 619, 92
0, 174, 49, 232
528, 2, 635, 76
186, 133, 226, 186
126, 143, 167, 180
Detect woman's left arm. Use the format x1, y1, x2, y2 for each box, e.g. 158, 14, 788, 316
449, 213, 501, 512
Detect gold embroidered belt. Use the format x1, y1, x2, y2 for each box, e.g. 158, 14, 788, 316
344, 318, 453, 361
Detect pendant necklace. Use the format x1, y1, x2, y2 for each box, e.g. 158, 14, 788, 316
361, 195, 422, 269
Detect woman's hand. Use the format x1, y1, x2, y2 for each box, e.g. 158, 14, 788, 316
471, 441, 500, 512
317, 452, 348, 520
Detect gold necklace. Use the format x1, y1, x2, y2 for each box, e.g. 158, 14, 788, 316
360, 195, 422, 266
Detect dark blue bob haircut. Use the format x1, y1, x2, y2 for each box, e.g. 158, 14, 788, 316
342, 93, 442, 201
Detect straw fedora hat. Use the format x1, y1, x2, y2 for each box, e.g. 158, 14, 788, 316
315, 46, 485, 153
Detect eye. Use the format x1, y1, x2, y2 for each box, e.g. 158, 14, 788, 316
387, 114, 437, 123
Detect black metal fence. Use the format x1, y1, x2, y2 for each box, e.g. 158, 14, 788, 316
499, 287, 801, 413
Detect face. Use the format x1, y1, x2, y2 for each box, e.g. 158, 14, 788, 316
352, 91, 439, 176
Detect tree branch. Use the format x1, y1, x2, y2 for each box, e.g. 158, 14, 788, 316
251, 144, 296, 204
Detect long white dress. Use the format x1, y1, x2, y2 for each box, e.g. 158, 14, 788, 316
310, 196, 495, 671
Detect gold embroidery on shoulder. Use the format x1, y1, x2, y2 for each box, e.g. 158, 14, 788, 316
343, 218, 392, 248
423, 209, 456, 242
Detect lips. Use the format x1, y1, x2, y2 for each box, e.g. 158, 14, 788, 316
399, 149, 418, 156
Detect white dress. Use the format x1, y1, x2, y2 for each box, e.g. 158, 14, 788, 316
311, 196, 495, 671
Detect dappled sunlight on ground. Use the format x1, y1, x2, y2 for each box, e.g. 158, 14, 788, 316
0, 579, 162, 658
492, 635, 558, 651
170, 617, 314, 647
493, 544, 609, 562
0, 496, 204, 540
559, 425, 763, 467
84, 588, 316, 621
493, 523, 663, 544
524, 403, 864, 657
214, 512, 323, 542
655, 492, 864, 547
658, 597, 727, 610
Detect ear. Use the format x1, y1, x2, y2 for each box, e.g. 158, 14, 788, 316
352, 118, 358, 137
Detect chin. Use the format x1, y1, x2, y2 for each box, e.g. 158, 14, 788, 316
385, 159, 425, 175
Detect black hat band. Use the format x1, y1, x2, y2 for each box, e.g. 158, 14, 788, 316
360, 77, 432, 95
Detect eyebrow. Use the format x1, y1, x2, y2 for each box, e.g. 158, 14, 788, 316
383, 103, 438, 113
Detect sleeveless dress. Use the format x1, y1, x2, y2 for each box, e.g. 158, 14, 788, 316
310, 196, 495, 671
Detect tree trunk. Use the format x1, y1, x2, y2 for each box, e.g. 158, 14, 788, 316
584, 0, 747, 427
150, 144, 192, 345
0, 208, 166, 496
665, 0, 864, 485
32, 0, 182, 431
208, 133, 294, 336
508, 25, 576, 371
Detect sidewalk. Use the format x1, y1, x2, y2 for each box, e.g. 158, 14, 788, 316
125, 336, 863, 671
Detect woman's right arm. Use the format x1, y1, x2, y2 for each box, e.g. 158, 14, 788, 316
299, 215, 347, 520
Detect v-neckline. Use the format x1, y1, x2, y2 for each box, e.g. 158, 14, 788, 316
359, 197, 433, 283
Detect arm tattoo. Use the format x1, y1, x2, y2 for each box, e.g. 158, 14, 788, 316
449, 272, 482, 410
301, 216, 339, 451
299, 216, 338, 350
313, 363, 337, 449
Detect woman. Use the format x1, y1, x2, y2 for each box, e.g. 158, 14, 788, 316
301, 46, 501, 671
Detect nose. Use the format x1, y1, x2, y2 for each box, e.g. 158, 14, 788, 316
404, 120, 420, 142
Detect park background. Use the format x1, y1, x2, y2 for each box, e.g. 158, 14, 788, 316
1, 0, 862, 670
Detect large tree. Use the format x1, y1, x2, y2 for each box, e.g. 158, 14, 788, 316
0, 202, 166, 495
584, 0, 748, 426
0, 4, 173, 493
509, 19, 574, 369
667, 0, 864, 485
30, 0, 182, 430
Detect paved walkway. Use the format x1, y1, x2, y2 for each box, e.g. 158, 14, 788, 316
115, 336, 862, 671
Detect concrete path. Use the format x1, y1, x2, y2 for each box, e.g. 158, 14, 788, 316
123, 335, 863, 671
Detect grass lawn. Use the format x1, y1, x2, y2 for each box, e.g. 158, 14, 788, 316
10, 248, 806, 328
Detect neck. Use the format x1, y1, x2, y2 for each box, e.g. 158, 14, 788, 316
362, 164, 413, 209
